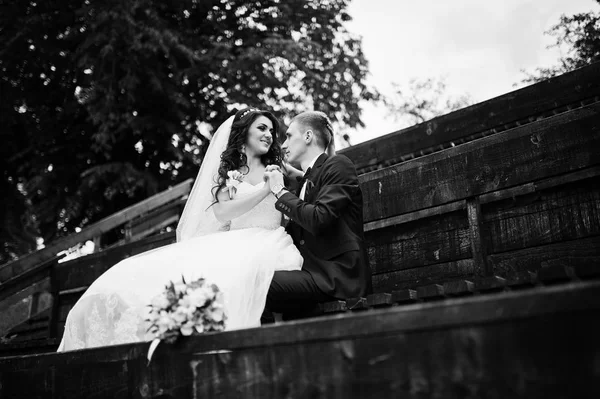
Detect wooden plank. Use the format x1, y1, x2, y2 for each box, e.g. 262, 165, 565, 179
366, 293, 393, 307
479, 164, 600, 205
0, 338, 59, 357
364, 165, 600, 232
364, 200, 466, 232
0, 277, 50, 314
360, 102, 600, 222
487, 235, 600, 278
473, 276, 507, 292
372, 259, 475, 293
366, 210, 471, 274
193, 307, 600, 399
483, 176, 600, 255
341, 62, 600, 174
323, 301, 348, 313
443, 280, 475, 296
391, 289, 418, 304
1, 280, 598, 399
1, 233, 173, 337
125, 197, 185, 241
55, 231, 175, 292
416, 284, 446, 300
467, 197, 490, 275
0, 179, 192, 284
0, 277, 51, 338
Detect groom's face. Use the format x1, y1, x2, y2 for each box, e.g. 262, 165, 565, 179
282, 121, 307, 166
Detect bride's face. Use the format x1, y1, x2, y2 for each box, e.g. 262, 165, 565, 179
245, 116, 274, 157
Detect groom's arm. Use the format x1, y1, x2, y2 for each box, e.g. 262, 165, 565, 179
275, 156, 359, 236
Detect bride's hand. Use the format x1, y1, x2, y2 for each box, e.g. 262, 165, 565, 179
265, 164, 281, 173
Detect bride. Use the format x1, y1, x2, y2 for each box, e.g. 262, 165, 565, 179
57, 108, 303, 351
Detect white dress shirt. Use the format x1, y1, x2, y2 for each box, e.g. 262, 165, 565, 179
299, 153, 324, 200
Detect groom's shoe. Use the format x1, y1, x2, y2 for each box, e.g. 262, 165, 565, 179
260, 309, 276, 325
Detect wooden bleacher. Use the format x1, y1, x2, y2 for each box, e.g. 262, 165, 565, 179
0, 179, 193, 347
0, 62, 599, 398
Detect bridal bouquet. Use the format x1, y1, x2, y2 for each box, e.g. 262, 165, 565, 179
145, 276, 226, 362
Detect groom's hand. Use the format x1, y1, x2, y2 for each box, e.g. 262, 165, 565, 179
264, 169, 285, 190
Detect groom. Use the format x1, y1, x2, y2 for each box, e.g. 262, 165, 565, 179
263, 111, 372, 321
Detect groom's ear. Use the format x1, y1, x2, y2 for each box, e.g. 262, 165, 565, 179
304, 129, 314, 144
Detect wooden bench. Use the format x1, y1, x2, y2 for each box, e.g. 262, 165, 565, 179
2, 62, 600, 355
1, 63, 600, 399
1, 280, 599, 398
320, 94, 600, 314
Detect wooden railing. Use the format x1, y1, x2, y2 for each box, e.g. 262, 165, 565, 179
0, 178, 192, 284
0, 179, 193, 337
340, 62, 600, 174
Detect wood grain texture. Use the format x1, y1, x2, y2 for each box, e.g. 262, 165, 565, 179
360, 102, 600, 222
1, 281, 599, 399
340, 62, 600, 174
193, 312, 600, 399
366, 210, 471, 274
365, 165, 600, 233
467, 197, 490, 275
124, 197, 185, 242
0, 179, 191, 285
487, 235, 600, 277
372, 259, 475, 293
483, 176, 600, 254
54, 231, 175, 292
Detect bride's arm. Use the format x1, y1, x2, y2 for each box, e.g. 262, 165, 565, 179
212, 183, 271, 222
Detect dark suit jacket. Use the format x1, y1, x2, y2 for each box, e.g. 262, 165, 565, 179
275, 153, 373, 299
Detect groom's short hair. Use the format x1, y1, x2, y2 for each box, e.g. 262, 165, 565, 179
293, 111, 333, 150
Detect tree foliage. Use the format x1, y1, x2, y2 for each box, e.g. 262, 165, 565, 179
521, 1, 600, 83
0, 0, 376, 263
385, 77, 473, 126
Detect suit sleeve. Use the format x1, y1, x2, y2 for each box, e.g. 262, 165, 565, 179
275, 155, 359, 236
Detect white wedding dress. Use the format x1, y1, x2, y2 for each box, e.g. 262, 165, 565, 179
57, 181, 302, 351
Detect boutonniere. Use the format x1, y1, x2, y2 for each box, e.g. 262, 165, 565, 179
225, 170, 244, 199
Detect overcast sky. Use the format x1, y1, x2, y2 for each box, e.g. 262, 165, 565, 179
344, 0, 598, 144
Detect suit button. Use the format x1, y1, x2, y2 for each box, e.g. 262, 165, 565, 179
299, 240, 305, 245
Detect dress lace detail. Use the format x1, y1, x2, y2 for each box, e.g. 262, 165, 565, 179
229, 182, 280, 231
57, 182, 302, 352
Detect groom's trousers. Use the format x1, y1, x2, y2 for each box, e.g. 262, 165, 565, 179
263, 269, 334, 322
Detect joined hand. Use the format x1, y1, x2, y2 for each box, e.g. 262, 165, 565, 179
263, 167, 285, 192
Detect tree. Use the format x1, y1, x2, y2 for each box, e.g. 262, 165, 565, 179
521, 1, 600, 84
0, 0, 377, 262
385, 77, 473, 126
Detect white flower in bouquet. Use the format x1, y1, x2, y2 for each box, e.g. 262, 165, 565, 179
150, 294, 170, 309
180, 321, 196, 337
186, 287, 212, 308
145, 276, 227, 363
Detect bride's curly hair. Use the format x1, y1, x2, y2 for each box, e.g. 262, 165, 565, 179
213, 108, 283, 201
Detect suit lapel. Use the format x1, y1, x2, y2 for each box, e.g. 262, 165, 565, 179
304, 153, 328, 202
